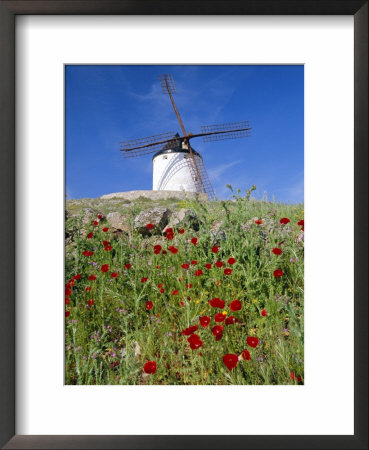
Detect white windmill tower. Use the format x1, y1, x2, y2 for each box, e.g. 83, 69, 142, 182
120, 74, 251, 200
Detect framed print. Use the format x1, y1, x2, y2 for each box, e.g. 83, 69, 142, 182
0, 1, 367, 449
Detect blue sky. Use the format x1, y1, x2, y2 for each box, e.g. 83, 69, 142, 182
65, 65, 304, 203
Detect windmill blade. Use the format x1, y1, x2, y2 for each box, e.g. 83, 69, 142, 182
186, 145, 216, 201
200, 121, 251, 143
120, 132, 180, 158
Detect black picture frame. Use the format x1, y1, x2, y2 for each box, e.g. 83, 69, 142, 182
0, 1, 367, 449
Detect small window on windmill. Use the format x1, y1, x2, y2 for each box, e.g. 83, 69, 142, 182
163, 155, 168, 160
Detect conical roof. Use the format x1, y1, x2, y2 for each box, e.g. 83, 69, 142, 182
152, 133, 202, 160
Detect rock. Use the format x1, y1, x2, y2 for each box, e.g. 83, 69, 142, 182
106, 212, 130, 234
100, 189, 208, 202
134, 207, 172, 236
166, 208, 200, 231
210, 220, 226, 242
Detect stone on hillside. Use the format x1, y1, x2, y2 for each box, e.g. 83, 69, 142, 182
106, 212, 130, 234
166, 208, 200, 232
210, 220, 226, 242
81, 208, 98, 226
134, 207, 172, 236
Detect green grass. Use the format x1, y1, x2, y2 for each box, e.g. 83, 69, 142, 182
65, 191, 304, 385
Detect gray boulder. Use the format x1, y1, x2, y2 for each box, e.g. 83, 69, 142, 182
106, 212, 130, 234
134, 207, 172, 236
210, 220, 226, 242
166, 208, 200, 231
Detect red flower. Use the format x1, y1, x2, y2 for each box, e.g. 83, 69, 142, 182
297, 219, 304, 227
179, 228, 185, 234
191, 260, 198, 265
227, 257, 236, 265
157, 283, 163, 288
241, 350, 251, 361
211, 325, 224, 336
229, 299, 242, 311
146, 301, 153, 310
143, 361, 157, 374
125, 263, 131, 269
154, 244, 162, 254
65, 310, 70, 318
146, 223, 154, 229
83, 250, 91, 257
215, 333, 223, 341
186, 283, 192, 289
172, 290, 179, 295
280, 217, 290, 225
85, 287, 91, 292
141, 277, 148, 283
111, 272, 118, 278
223, 354, 239, 371
194, 269, 203, 277
165, 228, 175, 240
272, 248, 282, 255
199, 315, 210, 328
102, 227, 109, 232
224, 268, 232, 275
101, 264, 109, 273
104, 246, 112, 252
165, 227, 173, 233
214, 312, 225, 323
162, 250, 167, 254
179, 301, 185, 307
212, 246, 219, 253
209, 298, 225, 308
215, 261, 223, 268
168, 246, 178, 254
290, 371, 302, 382
255, 219, 263, 225
159, 288, 165, 294
187, 334, 203, 350
65, 298, 70, 305
225, 316, 239, 325
181, 325, 199, 336
88, 299, 94, 306
205, 263, 212, 269
73, 274, 81, 280
88, 275, 96, 281
247, 336, 259, 348
87, 232, 93, 239
190, 237, 198, 246
93, 221, 99, 226
273, 269, 284, 277
261, 309, 268, 317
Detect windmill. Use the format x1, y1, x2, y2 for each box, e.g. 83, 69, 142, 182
120, 74, 251, 201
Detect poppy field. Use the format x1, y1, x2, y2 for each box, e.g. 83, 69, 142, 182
65, 189, 304, 385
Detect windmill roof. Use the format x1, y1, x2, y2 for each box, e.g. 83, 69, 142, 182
152, 133, 202, 160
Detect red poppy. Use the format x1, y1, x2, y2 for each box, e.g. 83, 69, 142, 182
66, 280, 75, 287
168, 246, 178, 254
215, 333, 223, 341
255, 219, 263, 225
141, 277, 148, 283
88, 275, 96, 281
156, 265, 160, 269
190, 237, 198, 246
65, 298, 70, 305
211, 325, 224, 336
209, 298, 225, 308
261, 309, 268, 317
102, 227, 109, 232
214, 313, 225, 323
205, 263, 212, 269
223, 353, 239, 371
194, 269, 203, 277
181, 325, 199, 336
165, 227, 173, 233
186, 283, 192, 289
88, 299, 94, 306
93, 221, 99, 226
85, 287, 91, 292
241, 350, 251, 361
224, 268, 232, 275
143, 361, 157, 374
227, 257, 236, 265
179, 301, 185, 307
280, 217, 290, 225
247, 336, 259, 348
212, 246, 219, 253
146, 301, 153, 310
159, 288, 165, 294
172, 290, 179, 295
87, 232, 93, 239
73, 274, 81, 280
125, 263, 131, 269
229, 299, 242, 311
154, 244, 162, 254
272, 248, 282, 255
65, 287, 71, 296
83, 250, 91, 256
65, 310, 70, 318
157, 283, 163, 288
111, 272, 118, 278
225, 316, 239, 325
290, 371, 302, 382
199, 315, 211, 328
191, 260, 198, 265
187, 334, 203, 350
215, 261, 223, 268
97, 214, 102, 219
273, 269, 284, 277
179, 228, 185, 234
146, 223, 154, 229
297, 219, 304, 227
104, 246, 112, 252
165, 228, 175, 240
101, 264, 109, 273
